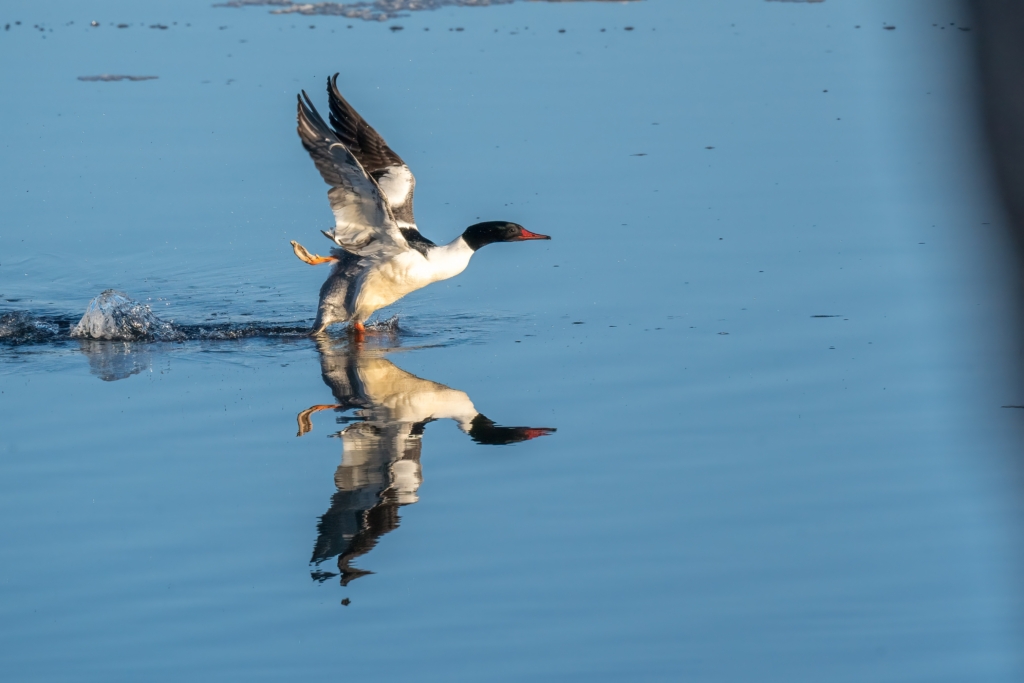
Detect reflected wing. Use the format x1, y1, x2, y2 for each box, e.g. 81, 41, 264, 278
326, 74, 418, 231
297, 91, 407, 256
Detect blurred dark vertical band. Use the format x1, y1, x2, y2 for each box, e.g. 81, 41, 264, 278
974, 6, 1024, 642
973, 1, 1024, 246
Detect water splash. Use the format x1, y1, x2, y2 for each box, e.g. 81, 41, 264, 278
174, 321, 312, 340
0, 312, 62, 344
365, 315, 400, 332
1, 290, 510, 351
70, 290, 182, 341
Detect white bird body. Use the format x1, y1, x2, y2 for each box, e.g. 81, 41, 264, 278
292, 75, 549, 335
348, 237, 474, 321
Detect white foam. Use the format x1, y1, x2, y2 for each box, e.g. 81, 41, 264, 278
70, 290, 179, 341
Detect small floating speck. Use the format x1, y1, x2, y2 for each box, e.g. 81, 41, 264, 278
718, 332, 729, 335
631, 153, 647, 157
390, 25, 403, 31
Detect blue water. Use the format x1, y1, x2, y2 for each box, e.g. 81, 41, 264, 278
2, 0, 1023, 680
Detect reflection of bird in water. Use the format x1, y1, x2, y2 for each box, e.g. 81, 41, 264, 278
291, 74, 551, 338
299, 337, 555, 585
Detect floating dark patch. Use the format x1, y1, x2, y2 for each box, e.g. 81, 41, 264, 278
213, 0, 642, 21
78, 74, 158, 82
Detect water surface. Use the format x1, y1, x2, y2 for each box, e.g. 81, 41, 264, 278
2, 0, 1023, 680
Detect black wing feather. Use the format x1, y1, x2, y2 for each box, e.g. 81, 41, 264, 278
327, 75, 406, 176
296, 91, 404, 255
327, 74, 418, 229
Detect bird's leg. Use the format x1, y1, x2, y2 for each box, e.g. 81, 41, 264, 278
291, 240, 338, 266
351, 321, 365, 343
296, 404, 342, 436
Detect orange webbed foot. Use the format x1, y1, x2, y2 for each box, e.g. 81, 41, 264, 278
291, 240, 338, 266
296, 404, 342, 436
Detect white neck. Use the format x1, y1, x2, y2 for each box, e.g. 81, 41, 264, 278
424, 236, 475, 283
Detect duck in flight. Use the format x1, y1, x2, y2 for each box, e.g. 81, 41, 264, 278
291, 75, 551, 337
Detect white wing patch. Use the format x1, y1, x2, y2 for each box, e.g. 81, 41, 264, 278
375, 165, 416, 228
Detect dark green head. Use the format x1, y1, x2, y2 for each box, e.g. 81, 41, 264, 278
461, 221, 551, 251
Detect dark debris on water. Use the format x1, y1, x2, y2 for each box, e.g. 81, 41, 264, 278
213, 0, 642, 21
78, 74, 159, 82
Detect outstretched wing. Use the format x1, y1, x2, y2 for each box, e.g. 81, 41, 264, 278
297, 91, 407, 256
326, 74, 418, 231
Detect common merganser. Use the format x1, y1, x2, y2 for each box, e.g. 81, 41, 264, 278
291, 75, 551, 337
299, 337, 555, 585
